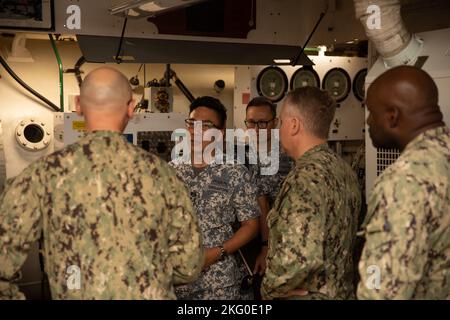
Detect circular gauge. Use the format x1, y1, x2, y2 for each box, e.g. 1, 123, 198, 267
322, 68, 351, 102
353, 68, 367, 102
256, 66, 288, 102
290, 66, 320, 90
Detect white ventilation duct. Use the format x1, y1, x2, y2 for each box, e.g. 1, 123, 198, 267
354, 0, 423, 68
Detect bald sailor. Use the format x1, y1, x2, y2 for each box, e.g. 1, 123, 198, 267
0, 67, 203, 300
358, 66, 450, 299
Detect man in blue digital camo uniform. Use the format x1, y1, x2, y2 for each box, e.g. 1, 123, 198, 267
170, 96, 260, 300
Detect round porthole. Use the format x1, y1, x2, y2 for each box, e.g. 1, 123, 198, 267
322, 68, 351, 102
16, 119, 52, 151
353, 68, 367, 102
290, 66, 320, 90
256, 66, 288, 103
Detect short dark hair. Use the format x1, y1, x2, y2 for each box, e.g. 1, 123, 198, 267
189, 96, 227, 129
246, 96, 277, 118
286, 87, 336, 139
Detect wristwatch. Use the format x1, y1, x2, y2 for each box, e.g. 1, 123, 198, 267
218, 245, 227, 260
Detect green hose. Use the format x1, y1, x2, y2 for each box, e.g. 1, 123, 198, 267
48, 34, 64, 112
304, 47, 321, 52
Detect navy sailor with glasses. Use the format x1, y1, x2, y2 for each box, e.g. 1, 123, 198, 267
169, 96, 260, 300
239, 97, 294, 299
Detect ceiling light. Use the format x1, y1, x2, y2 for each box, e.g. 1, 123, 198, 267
273, 59, 291, 64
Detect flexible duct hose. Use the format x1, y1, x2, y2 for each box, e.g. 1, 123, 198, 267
354, 0, 423, 67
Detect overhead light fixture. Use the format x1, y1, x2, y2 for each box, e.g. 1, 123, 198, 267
273, 59, 291, 64
317, 45, 327, 57
110, 0, 209, 18
346, 39, 359, 44
346, 40, 355, 44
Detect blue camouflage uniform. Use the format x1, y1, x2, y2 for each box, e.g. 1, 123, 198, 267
169, 157, 260, 299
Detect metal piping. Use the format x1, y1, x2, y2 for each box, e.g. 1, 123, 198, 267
0, 54, 60, 111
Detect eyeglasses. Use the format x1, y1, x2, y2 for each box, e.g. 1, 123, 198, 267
185, 118, 219, 130
244, 118, 275, 129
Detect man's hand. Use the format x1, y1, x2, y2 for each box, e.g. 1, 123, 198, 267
202, 247, 221, 270
253, 246, 268, 276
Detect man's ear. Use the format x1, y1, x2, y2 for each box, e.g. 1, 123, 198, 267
290, 116, 302, 136
75, 96, 83, 116
386, 106, 400, 129
127, 99, 135, 118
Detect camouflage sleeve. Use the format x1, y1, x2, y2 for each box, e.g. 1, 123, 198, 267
247, 164, 266, 197
357, 174, 429, 299
256, 174, 272, 197
233, 166, 260, 222
261, 179, 324, 299
0, 168, 42, 299
164, 169, 203, 285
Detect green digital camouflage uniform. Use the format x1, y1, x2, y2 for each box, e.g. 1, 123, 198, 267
358, 126, 450, 300
0, 131, 203, 300
351, 142, 366, 208
262, 143, 361, 300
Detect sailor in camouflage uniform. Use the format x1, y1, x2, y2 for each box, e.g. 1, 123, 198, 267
261, 87, 361, 300
351, 142, 366, 212
244, 97, 294, 207
171, 96, 259, 300
358, 66, 449, 299
244, 145, 293, 281
253, 151, 294, 207
0, 67, 203, 300
237, 97, 294, 298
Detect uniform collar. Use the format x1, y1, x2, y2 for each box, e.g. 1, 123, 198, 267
173, 152, 226, 168
403, 126, 449, 153
295, 143, 329, 165
90, 130, 124, 137
80, 130, 126, 143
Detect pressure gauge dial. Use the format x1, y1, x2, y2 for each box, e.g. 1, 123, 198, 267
353, 68, 367, 102
256, 66, 288, 103
290, 66, 320, 90
322, 68, 351, 102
